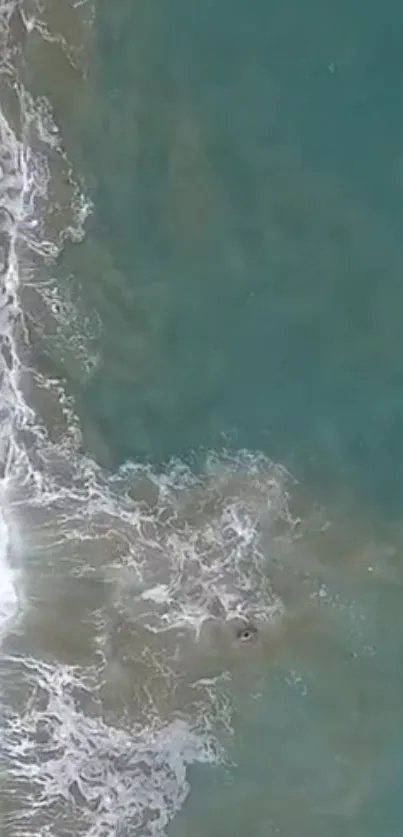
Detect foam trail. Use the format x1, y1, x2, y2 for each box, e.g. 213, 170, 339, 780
0, 20, 229, 833
0, 98, 34, 641
0, 500, 17, 639
1, 653, 221, 837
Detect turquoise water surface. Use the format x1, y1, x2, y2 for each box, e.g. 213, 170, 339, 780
1, 1, 403, 835
76, 0, 403, 511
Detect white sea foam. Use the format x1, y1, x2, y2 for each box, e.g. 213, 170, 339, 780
0, 9, 240, 837
1, 654, 222, 837
0, 502, 18, 640
0, 130, 224, 837
0, 5, 394, 837
0, 95, 34, 642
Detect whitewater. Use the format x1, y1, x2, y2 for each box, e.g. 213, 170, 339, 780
0, 41, 292, 833
0, 2, 402, 837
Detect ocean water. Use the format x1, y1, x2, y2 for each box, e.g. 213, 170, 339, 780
1, 1, 403, 835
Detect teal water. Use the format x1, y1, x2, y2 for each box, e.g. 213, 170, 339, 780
1, 1, 403, 836
73, 2, 403, 830
70, 0, 403, 512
